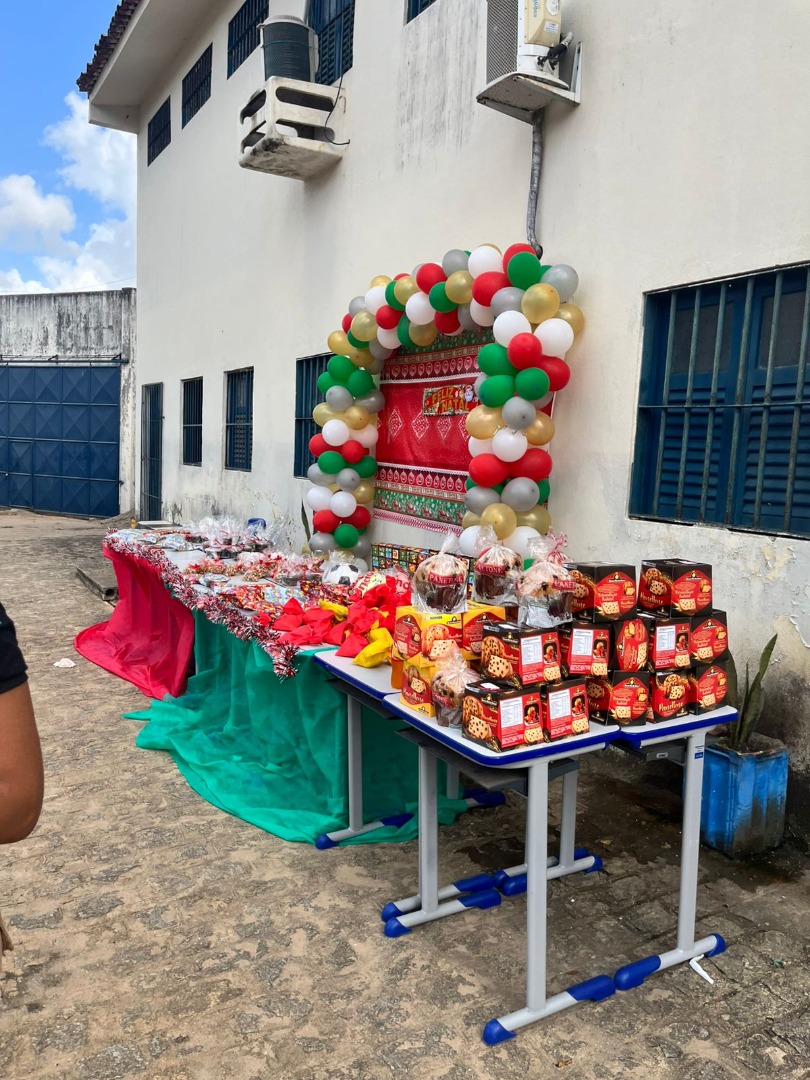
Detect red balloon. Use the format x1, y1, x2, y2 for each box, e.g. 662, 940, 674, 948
508, 333, 544, 370
376, 305, 401, 330
469, 453, 509, 488
472, 271, 509, 307
509, 448, 552, 482
539, 356, 571, 392
341, 313, 352, 333
394, 273, 409, 280
435, 309, 461, 335
309, 434, 328, 457
415, 262, 446, 294
348, 505, 371, 529
502, 243, 536, 272
312, 509, 340, 534
341, 440, 365, 464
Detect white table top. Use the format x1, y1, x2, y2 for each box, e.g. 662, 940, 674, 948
612, 705, 737, 747
314, 649, 397, 701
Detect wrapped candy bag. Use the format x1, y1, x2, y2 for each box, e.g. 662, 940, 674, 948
518, 531, 576, 629
472, 525, 522, 606
411, 534, 468, 615
431, 644, 480, 728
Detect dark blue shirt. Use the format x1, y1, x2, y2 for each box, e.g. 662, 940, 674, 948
0, 603, 27, 695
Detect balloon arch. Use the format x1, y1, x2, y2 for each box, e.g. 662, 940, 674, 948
304, 243, 584, 561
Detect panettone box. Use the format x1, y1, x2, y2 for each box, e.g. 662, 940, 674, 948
689, 610, 729, 664
400, 654, 436, 717
638, 560, 713, 616
462, 682, 543, 752
586, 670, 651, 726
640, 614, 693, 672
689, 660, 729, 713
558, 623, 611, 677
461, 601, 517, 662
610, 616, 650, 671
540, 678, 590, 740
649, 670, 692, 722
564, 562, 638, 622
393, 607, 462, 662
480, 621, 561, 688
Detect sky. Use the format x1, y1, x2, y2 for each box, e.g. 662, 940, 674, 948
0, 0, 136, 294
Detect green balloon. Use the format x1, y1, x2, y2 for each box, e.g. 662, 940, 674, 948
537, 479, 550, 503
355, 455, 378, 479
538, 264, 552, 278
385, 281, 406, 312
493, 482, 505, 494
318, 451, 346, 474
477, 343, 514, 377
465, 478, 477, 491
515, 368, 550, 401
334, 524, 360, 548
347, 368, 374, 397
428, 283, 457, 313
328, 354, 355, 383
507, 251, 544, 290
397, 314, 414, 348
478, 374, 515, 409
347, 329, 369, 350
317, 371, 335, 394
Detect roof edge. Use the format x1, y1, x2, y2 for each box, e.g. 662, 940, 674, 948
76, 0, 144, 95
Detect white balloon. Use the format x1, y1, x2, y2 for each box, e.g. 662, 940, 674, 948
473, 373, 486, 397
458, 525, 482, 557
503, 526, 542, 559
468, 436, 494, 457
468, 245, 504, 278
322, 419, 350, 447
535, 317, 575, 358
531, 392, 555, 410
364, 285, 387, 314
330, 491, 357, 518
492, 427, 528, 462
469, 299, 495, 327
306, 487, 333, 512
493, 310, 532, 347
405, 292, 435, 326
356, 424, 379, 448
348, 296, 366, 317
353, 557, 369, 573
377, 326, 401, 350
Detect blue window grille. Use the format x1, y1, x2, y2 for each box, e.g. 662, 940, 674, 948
407, 0, 438, 21
630, 264, 810, 539
182, 45, 213, 127
294, 354, 330, 477
225, 369, 254, 471
228, 0, 269, 77
147, 99, 171, 165
182, 378, 203, 466
308, 0, 354, 85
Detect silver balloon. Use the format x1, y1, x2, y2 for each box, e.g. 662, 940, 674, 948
365, 354, 386, 375
411, 263, 424, 279
309, 531, 337, 554
353, 533, 372, 558
457, 304, 480, 332
355, 389, 385, 414
540, 264, 579, 303
501, 477, 541, 513
307, 464, 333, 487
337, 467, 361, 491
368, 338, 393, 361
474, 373, 486, 396
442, 248, 469, 275
502, 396, 537, 430
326, 385, 354, 412
465, 486, 501, 515
348, 296, 366, 317
490, 287, 525, 318
531, 392, 554, 410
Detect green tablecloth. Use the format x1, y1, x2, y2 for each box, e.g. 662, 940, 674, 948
126, 611, 466, 844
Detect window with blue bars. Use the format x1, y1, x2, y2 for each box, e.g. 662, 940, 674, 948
182, 45, 213, 127
227, 0, 269, 77
630, 264, 810, 539
147, 99, 171, 165
308, 0, 355, 85
407, 0, 438, 22
182, 378, 203, 466
225, 369, 254, 471
294, 354, 330, 477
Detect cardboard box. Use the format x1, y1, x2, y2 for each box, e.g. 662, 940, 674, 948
480, 621, 561, 688
401, 654, 436, 717
649, 671, 692, 722
689, 610, 729, 663
559, 622, 611, 676
639, 560, 713, 616
462, 682, 543, 751
461, 601, 516, 661
610, 616, 650, 671
393, 607, 462, 662
393, 606, 422, 661
640, 614, 693, 672
540, 678, 590, 740
689, 659, 729, 713
586, 671, 651, 726
565, 562, 638, 622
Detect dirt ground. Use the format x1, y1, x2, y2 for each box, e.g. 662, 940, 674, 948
0, 509, 807, 1080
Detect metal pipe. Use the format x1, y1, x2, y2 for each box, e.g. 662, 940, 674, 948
527, 112, 545, 258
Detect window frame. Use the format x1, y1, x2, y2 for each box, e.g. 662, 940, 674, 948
227, 0, 269, 78
308, 0, 355, 85
147, 98, 171, 165
224, 368, 254, 472
182, 44, 213, 127
181, 377, 204, 467
406, 0, 438, 22
294, 354, 330, 478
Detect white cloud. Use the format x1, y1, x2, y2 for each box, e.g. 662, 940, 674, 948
0, 174, 75, 251
0, 267, 49, 294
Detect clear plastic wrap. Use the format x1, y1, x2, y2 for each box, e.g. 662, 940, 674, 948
431, 644, 480, 728
472, 525, 522, 605
517, 531, 576, 629
412, 534, 468, 615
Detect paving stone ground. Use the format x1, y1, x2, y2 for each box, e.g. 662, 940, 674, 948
0, 509, 807, 1080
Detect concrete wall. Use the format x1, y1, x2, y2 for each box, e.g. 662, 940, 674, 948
116, 0, 809, 834
0, 288, 137, 513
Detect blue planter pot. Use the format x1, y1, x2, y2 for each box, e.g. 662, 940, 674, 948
701, 736, 789, 857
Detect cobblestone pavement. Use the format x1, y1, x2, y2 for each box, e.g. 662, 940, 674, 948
1, 510, 807, 1080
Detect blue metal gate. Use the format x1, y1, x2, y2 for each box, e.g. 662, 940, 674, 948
0, 363, 121, 517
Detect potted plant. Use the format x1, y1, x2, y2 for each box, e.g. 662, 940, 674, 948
700, 634, 789, 857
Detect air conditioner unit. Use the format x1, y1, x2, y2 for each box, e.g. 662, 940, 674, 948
261, 14, 318, 82
478, 0, 582, 123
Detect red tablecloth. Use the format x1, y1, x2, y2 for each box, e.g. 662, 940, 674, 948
75, 545, 194, 700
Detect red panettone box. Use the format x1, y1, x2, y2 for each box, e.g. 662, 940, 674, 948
565, 563, 638, 622
540, 678, 590, 741
585, 671, 651, 726
689, 610, 729, 664
610, 617, 650, 671
649, 671, 691, 721
558, 623, 611, 677
639, 560, 713, 617
480, 622, 561, 688
689, 660, 729, 713
640, 614, 693, 672
462, 683, 543, 752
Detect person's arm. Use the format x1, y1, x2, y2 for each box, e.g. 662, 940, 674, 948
0, 605, 43, 844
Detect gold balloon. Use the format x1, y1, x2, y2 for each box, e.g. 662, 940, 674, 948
480, 502, 518, 541
369, 275, 392, 288
445, 270, 473, 305
312, 403, 336, 427
517, 505, 551, 534
409, 321, 437, 348
465, 405, 502, 439
345, 344, 371, 366
557, 303, 585, 337
328, 329, 349, 355
351, 310, 378, 342
462, 511, 481, 530
354, 480, 375, 504
526, 413, 555, 446
521, 284, 560, 325
329, 484, 340, 492
345, 405, 370, 430
393, 275, 419, 305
